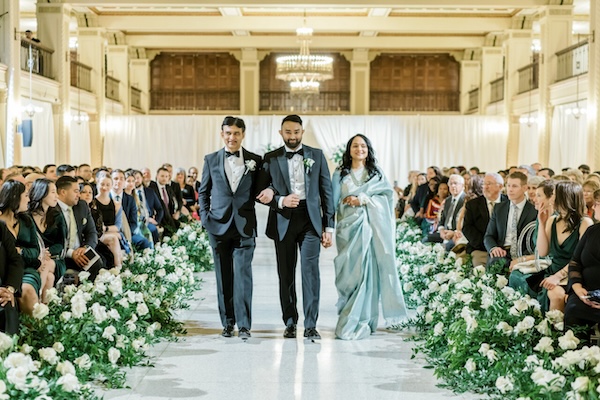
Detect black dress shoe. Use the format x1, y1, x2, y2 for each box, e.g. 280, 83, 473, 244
304, 328, 321, 340
221, 325, 234, 338
283, 324, 297, 338
239, 328, 251, 339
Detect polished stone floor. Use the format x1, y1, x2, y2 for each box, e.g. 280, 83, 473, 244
103, 209, 479, 400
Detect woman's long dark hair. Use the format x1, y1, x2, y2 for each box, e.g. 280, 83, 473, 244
339, 134, 381, 181
0, 180, 26, 215
28, 178, 56, 228
554, 180, 585, 234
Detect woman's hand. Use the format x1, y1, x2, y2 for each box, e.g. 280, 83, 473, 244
538, 203, 550, 226
541, 274, 562, 290
342, 196, 361, 207
0, 287, 15, 307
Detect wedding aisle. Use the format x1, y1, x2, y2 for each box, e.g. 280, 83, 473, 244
102, 211, 478, 400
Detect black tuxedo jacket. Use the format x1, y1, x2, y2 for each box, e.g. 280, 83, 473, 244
260, 145, 335, 241
439, 192, 466, 230
199, 148, 262, 238
463, 194, 508, 253
484, 199, 537, 255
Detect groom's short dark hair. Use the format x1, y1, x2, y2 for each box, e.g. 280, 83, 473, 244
282, 114, 303, 126
222, 116, 245, 132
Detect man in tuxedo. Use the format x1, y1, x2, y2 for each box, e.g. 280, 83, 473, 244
257, 114, 335, 340
462, 172, 507, 267
133, 170, 163, 243
199, 116, 262, 340
484, 171, 537, 271
55, 176, 104, 280
432, 174, 465, 251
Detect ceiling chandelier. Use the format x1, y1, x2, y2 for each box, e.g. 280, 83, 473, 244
276, 25, 333, 96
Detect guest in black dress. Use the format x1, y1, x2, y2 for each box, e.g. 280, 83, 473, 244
79, 182, 114, 269
0, 220, 23, 334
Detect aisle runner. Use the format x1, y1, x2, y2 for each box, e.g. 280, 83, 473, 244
0, 221, 213, 399
395, 220, 600, 399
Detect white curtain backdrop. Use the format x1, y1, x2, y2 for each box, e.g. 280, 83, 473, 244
103, 115, 509, 187
517, 112, 540, 166
20, 99, 55, 167
69, 113, 92, 166
548, 102, 588, 171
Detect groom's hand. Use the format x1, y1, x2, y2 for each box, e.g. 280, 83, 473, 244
256, 188, 275, 204
282, 194, 300, 208
321, 232, 332, 248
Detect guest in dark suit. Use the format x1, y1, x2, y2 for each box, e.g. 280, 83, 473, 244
484, 171, 537, 271
257, 114, 335, 340
161, 163, 184, 217
55, 176, 104, 280
133, 170, 163, 243
199, 116, 262, 340
426, 174, 465, 251
152, 167, 180, 235
463, 172, 508, 267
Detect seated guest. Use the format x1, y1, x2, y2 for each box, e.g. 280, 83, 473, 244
56, 164, 76, 178
42, 164, 57, 181
582, 179, 600, 219
531, 162, 543, 174
78, 164, 93, 183
484, 172, 537, 272
124, 171, 154, 247
461, 171, 471, 194
141, 167, 153, 188
79, 182, 114, 269
175, 167, 197, 215
538, 167, 555, 179
564, 169, 584, 185
188, 166, 201, 193
161, 163, 184, 218
152, 167, 180, 234
511, 181, 592, 313
0, 181, 52, 315
94, 175, 123, 267
111, 170, 151, 251
578, 164, 591, 180
55, 176, 104, 280
434, 174, 466, 251
132, 170, 162, 243
462, 173, 507, 267
422, 177, 447, 235
527, 176, 544, 204
407, 172, 428, 219
28, 179, 66, 283
0, 218, 23, 334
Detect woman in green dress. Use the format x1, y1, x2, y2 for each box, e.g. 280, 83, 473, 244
28, 179, 66, 284
0, 180, 54, 314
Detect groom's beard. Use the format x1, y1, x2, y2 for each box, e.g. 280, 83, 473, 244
284, 138, 301, 149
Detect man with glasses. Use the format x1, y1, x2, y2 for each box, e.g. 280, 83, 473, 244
437, 174, 466, 251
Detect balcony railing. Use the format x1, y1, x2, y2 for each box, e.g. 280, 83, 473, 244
259, 91, 350, 112
490, 77, 504, 103
130, 86, 142, 110
556, 40, 589, 82
468, 88, 479, 111
150, 89, 240, 111
518, 62, 539, 94
20, 39, 53, 79
106, 76, 120, 101
370, 90, 459, 112
70, 60, 92, 92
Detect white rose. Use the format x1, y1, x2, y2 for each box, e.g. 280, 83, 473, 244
465, 316, 478, 333
78, 271, 91, 281
514, 316, 535, 334
0, 380, 8, 399
465, 358, 476, 373
74, 354, 92, 370
495, 376, 514, 394
572, 376, 589, 393
38, 348, 59, 365
102, 326, 117, 341
6, 366, 29, 390
478, 343, 490, 355
433, 322, 444, 336
525, 355, 541, 366
45, 287, 60, 304
60, 311, 72, 322
156, 268, 166, 278
20, 343, 32, 355
481, 293, 494, 309
495, 275, 509, 289
57, 373, 80, 392
52, 342, 65, 353
108, 279, 123, 296
536, 319, 552, 336
116, 334, 126, 349
486, 350, 498, 363
93, 281, 107, 295
400, 264, 410, 275
136, 302, 149, 316
32, 303, 49, 320
3, 352, 34, 371
132, 337, 146, 350
496, 321, 513, 335
108, 309, 121, 320
559, 330, 580, 350
117, 298, 129, 308
56, 360, 76, 376
533, 337, 554, 353
403, 282, 413, 292
91, 303, 108, 324
425, 312, 434, 324
108, 347, 121, 364
0, 332, 13, 353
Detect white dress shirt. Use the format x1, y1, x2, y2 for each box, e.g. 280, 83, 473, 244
278, 145, 306, 209
503, 198, 527, 247
57, 199, 80, 257
223, 147, 245, 193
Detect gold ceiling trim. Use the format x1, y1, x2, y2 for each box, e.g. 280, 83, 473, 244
125, 31, 233, 36
377, 32, 484, 37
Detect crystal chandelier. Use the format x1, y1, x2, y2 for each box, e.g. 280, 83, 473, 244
276, 26, 333, 96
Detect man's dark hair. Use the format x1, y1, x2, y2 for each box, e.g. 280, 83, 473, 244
578, 164, 591, 174
79, 163, 90, 169
56, 164, 75, 177
281, 114, 303, 126
539, 167, 555, 177
222, 116, 246, 132
156, 167, 169, 176
469, 166, 480, 174
42, 164, 56, 174
55, 176, 78, 192
508, 171, 528, 186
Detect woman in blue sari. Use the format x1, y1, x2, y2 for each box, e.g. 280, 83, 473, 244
332, 134, 407, 340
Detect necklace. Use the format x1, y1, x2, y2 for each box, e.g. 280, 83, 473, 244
349, 167, 368, 187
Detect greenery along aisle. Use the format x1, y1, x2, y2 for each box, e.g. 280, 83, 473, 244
396, 219, 600, 400
0, 220, 212, 399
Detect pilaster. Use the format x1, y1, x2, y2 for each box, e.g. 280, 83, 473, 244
350, 49, 372, 115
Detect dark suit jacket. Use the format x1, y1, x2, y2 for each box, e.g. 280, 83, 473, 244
169, 181, 184, 213
151, 182, 177, 216
463, 194, 508, 254
439, 192, 466, 230
0, 221, 24, 291
260, 145, 335, 241
198, 148, 262, 238
120, 193, 138, 234
138, 186, 164, 224
484, 199, 537, 255
72, 200, 98, 249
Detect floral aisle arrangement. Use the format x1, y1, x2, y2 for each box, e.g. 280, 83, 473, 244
396, 219, 600, 399
329, 144, 346, 167
166, 220, 214, 272
0, 232, 205, 399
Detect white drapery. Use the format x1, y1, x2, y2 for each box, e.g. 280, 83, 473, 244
548, 102, 588, 170
69, 113, 92, 166
517, 112, 541, 166
20, 99, 55, 167
103, 114, 509, 186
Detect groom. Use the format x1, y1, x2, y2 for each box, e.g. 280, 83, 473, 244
199, 116, 262, 339
257, 114, 335, 340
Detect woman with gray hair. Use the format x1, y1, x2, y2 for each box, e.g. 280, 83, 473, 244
527, 175, 545, 205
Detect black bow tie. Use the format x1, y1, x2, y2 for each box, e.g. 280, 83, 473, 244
286, 148, 303, 159
225, 150, 240, 158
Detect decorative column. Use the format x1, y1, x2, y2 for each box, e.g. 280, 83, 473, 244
106, 43, 129, 114
588, 0, 600, 170
234, 48, 262, 115
78, 27, 106, 167
37, 2, 71, 163
459, 57, 480, 114
537, 6, 573, 166
350, 49, 372, 115
479, 46, 504, 112
130, 57, 150, 113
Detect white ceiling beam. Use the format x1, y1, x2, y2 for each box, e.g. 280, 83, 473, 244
124, 34, 485, 50
98, 15, 511, 33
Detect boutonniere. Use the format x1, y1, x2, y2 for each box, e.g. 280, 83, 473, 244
244, 159, 257, 175
303, 158, 315, 173
82, 218, 87, 225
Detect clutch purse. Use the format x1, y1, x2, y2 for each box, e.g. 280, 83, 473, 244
513, 258, 550, 274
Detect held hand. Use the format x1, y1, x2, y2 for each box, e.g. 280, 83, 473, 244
541, 274, 560, 290
490, 247, 507, 258
509, 259, 519, 272
256, 188, 275, 204
342, 196, 360, 207
0, 288, 14, 307
282, 194, 300, 208
454, 230, 463, 240
321, 232, 332, 248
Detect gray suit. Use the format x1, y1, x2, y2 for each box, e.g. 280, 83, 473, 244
260, 145, 334, 329
199, 148, 262, 330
